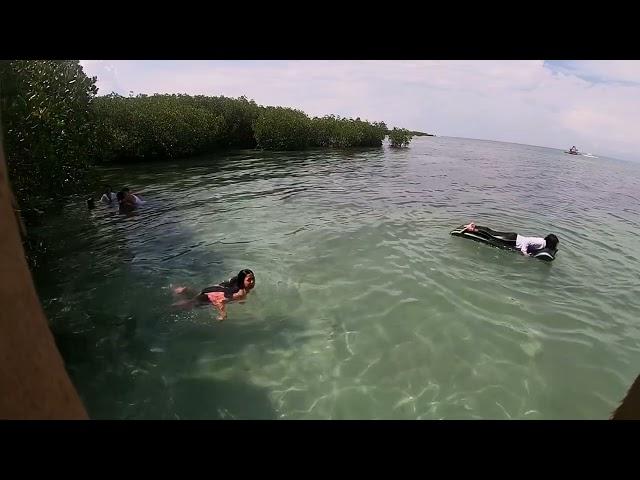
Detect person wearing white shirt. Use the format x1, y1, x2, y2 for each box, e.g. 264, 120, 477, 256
100, 186, 118, 204
463, 222, 559, 256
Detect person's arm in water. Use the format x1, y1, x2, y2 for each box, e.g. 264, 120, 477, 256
212, 288, 249, 320
217, 289, 250, 318
212, 299, 227, 321
520, 237, 546, 256
231, 289, 248, 302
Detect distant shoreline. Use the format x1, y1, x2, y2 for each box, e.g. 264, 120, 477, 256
409, 131, 436, 137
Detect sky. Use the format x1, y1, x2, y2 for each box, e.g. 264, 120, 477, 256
80, 60, 640, 162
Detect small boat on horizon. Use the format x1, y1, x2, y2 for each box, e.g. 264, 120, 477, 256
563, 149, 599, 158
564, 145, 580, 155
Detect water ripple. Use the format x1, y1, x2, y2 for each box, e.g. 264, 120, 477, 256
33, 137, 640, 419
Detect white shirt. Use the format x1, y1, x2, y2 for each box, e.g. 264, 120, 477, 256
100, 192, 117, 204
132, 194, 145, 205
516, 235, 546, 255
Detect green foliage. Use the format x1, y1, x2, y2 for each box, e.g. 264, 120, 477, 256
253, 106, 312, 151
0, 60, 98, 213
1, 61, 417, 209
0, 61, 423, 270
310, 115, 387, 148
93, 93, 260, 162
388, 127, 413, 148
94, 96, 390, 156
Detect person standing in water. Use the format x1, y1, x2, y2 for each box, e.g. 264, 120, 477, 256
172, 269, 256, 321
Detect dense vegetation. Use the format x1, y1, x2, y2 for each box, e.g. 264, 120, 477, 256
388, 128, 414, 148
1, 60, 426, 223
253, 106, 312, 151
310, 115, 387, 149
0, 60, 432, 268
0, 60, 98, 217
0, 61, 392, 203
94, 97, 390, 156
93, 93, 261, 162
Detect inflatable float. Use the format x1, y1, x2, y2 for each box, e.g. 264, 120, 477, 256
450, 225, 557, 261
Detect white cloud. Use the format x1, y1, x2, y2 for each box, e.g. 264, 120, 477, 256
80, 60, 640, 161
555, 60, 640, 84
80, 60, 125, 96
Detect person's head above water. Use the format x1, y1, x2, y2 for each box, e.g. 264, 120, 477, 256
116, 191, 125, 202
236, 269, 255, 291
121, 187, 137, 202
545, 234, 559, 249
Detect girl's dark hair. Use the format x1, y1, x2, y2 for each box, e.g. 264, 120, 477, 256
224, 269, 255, 289
207, 269, 255, 299
545, 234, 559, 249
236, 269, 254, 287
116, 191, 125, 202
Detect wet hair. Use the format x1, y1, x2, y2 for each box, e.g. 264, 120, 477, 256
222, 269, 255, 290
237, 269, 255, 287
116, 191, 125, 202
203, 269, 255, 299
545, 234, 559, 249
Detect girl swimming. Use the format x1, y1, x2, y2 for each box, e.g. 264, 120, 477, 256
172, 269, 256, 321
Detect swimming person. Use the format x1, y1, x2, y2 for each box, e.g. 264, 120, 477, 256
172, 269, 256, 321
122, 187, 145, 205
100, 186, 117, 204
116, 190, 136, 213
463, 222, 559, 257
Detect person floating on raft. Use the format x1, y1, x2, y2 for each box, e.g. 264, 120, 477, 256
451, 222, 559, 260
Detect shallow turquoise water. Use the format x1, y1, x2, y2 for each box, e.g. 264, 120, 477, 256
34, 137, 640, 419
